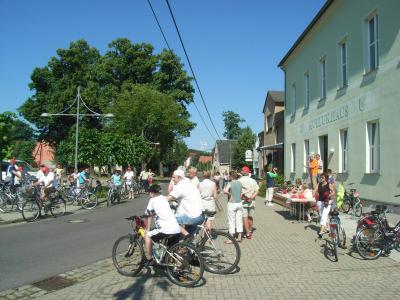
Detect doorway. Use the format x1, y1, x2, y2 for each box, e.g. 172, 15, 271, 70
318, 135, 328, 172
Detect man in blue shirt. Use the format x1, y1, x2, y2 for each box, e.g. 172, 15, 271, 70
79, 167, 90, 187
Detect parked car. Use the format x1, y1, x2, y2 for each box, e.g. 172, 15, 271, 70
1, 159, 37, 180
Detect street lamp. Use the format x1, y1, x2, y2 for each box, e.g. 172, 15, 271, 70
41, 86, 113, 171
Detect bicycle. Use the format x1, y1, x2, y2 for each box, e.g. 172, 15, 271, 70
112, 215, 205, 287
189, 211, 241, 274
340, 183, 363, 217
107, 181, 121, 206
59, 182, 98, 209
0, 181, 24, 213
119, 182, 130, 200
355, 203, 400, 260
327, 206, 347, 262
21, 186, 66, 222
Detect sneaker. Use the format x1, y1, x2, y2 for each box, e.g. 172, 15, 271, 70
246, 232, 253, 240
143, 258, 155, 267
269, 202, 274, 206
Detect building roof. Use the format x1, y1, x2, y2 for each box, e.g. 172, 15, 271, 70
199, 155, 212, 164
215, 140, 237, 164
262, 91, 284, 113
278, 0, 334, 68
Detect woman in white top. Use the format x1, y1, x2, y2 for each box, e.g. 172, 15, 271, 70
198, 171, 217, 231
123, 166, 135, 199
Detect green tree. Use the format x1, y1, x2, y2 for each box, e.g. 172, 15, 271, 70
232, 126, 256, 169
11, 141, 36, 164
161, 140, 188, 174
222, 111, 244, 139
0, 112, 17, 159
112, 84, 195, 161
18, 38, 195, 167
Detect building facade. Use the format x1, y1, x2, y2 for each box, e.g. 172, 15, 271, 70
212, 140, 237, 174
279, 0, 400, 204
260, 91, 285, 174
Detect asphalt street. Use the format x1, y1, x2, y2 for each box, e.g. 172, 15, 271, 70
0, 193, 149, 291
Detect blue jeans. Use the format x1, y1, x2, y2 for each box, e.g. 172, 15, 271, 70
175, 214, 204, 234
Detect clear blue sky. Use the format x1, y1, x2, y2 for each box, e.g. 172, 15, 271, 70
0, 0, 325, 151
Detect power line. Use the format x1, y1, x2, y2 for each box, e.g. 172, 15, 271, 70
165, 0, 222, 141
146, 0, 171, 51
146, 0, 217, 142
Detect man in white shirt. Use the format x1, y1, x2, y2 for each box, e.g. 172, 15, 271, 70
143, 184, 181, 265
238, 166, 259, 239
139, 169, 150, 192
188, 166, 200, 188
33, 165, 56, 201
167, 169, 204, 237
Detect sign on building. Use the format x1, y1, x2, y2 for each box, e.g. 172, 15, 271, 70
245, 150, 253, 162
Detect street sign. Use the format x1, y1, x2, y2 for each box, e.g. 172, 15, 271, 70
245, 150, 253, 162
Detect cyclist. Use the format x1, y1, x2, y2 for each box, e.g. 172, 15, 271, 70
143, 184, 181, 266
111, 169, 122, 203
123, 166, 135, 199
167, 169, 204, 239
317, 172, 336, 238
5, 158, 21, 191
32, 165, 56, 203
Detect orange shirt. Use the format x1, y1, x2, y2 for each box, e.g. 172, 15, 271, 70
309, 159, 318, 176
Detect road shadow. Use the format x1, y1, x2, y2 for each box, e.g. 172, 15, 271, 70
113, 265, 206, 299
274, 209, 296, 221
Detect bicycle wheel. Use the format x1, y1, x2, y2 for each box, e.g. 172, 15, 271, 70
107, 189, 112, 206
355, 227, 383, 259
338, 223, 347, 249
0, 192, 8, 213
81, 192, 98, 209
112, 235, 144, 276
50, 197, 66, 217
22, 200, 40, 222
342, 198, 351, 213
164, 242, 204, 287
354, 198, 363, 217
120, 185, 128, 200
330, 227, 338, 262
198, 230, 241, 274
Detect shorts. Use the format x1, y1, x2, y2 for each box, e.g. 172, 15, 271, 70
202, 200, 216, 220
242, 206, 255, 218
175, 214, 204, 226
175, 214, 204, 235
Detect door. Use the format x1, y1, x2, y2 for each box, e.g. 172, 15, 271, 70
318, 135, 328, 172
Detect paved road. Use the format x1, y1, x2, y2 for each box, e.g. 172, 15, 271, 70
0, 194, 148, 291
2, 194, 400, 299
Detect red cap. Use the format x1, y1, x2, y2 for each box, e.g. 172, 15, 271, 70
242, 166, 250, 173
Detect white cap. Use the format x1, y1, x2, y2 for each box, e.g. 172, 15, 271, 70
173, 169, 185, 178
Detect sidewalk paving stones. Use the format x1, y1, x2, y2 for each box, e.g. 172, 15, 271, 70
1, 195, 400, 299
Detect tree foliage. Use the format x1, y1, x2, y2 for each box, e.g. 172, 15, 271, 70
18, 38, 195, 168
0, 112, 16, 159
222, 111, 244, 140
232, 126, 256, 169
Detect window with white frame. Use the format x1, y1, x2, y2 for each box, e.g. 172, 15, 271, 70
265, 116, 269, 133
291, 83, 296, 116
339, 40, 348, 87
320, 57, 327, 99
339, 129, 348, 172
366, 121, 380, 173
366, 13, 379, 72
304, 140, 310, 173
304, 71, 310, 109
291, 143, 296, 173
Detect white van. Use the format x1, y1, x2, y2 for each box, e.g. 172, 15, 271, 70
1, 159, 37, 180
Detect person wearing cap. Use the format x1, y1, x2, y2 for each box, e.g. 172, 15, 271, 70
238, 166, 259, 239
167, 169, 204, 237
123, 166, 135, 199
33, 165, 56, 201
5, 158, 21, 189
143, 184, 181, 265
